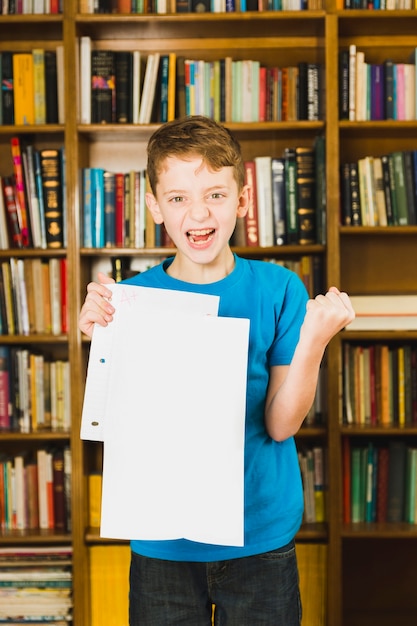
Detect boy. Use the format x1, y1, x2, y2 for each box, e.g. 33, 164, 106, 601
79, 115, 355, 625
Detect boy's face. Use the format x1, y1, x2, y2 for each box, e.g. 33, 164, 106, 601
146, 155, 250, 277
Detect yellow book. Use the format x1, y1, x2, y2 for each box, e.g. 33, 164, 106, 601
297, 542, 327, 626
88, 473, 102, 528
13, 53, 35, 125
167, 52, 176, 122
32, 48, 46, 124
89, 545, 130, 626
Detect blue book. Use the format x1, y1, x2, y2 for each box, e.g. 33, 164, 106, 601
92, 168, 105, 249
82, 168, 93, 248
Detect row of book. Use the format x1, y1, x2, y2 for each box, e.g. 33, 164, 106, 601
0, 49, 64, 126
0, 140, 66, 250
0, 258, 69, 336
343, 0, 416, 7
298, 445, 326, 524
0, 346, 71, 433
343, 439, 417, 525
0, 546, 72, 624
0, 447, 71, 532
0, 0, 62, 13
80, 139, 325, 251
236, 140, 326, 247
80, 39, 324, 124
340, 150, 417, 227
343, 342, 417, 428
340, 46, 417, 121
80, 0, 322, 13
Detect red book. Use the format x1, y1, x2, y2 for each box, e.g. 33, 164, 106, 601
0, 347, 10, 430
10, 137, 30, 247
244, 160, 259, 247
2, 177, 22, 248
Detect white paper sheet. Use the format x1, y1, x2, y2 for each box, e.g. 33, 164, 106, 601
81, 284, 250, 546
80, 284, 220, 441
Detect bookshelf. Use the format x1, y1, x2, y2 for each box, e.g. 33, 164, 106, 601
1, 2, 417, 625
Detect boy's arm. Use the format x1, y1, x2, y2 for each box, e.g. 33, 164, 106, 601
265, 287, 355, 442
79, 271, 116, 338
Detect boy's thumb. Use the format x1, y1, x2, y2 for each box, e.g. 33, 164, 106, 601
98, 271, 116, 285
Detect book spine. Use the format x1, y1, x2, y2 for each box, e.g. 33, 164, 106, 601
284, 148, 298, 244
103, 170, 116, 247
44, 50, 59, 124
10, 137, 30, 247
115, 50, 133, 123
12, 53, 34, 125
32, 48, 46, 124
2, 177, 22, 248
91, 50, 116, 124
39, 148, 64, 248
295, 146, 316, 244
270, 157, 286, 245
1, 51, 15, 125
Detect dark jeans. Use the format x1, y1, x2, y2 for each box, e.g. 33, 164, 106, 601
129, 540, 302, 625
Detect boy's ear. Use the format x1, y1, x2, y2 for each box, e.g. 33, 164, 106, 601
145, 192, 164, 224
236, 184, 251, 219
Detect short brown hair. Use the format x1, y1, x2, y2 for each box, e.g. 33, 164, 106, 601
146, 115, 245, 194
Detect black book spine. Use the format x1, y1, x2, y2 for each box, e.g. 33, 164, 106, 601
45, 50, 58, 124
91, 50, 115, 124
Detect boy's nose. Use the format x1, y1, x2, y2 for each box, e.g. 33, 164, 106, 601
189, 202, 210, 220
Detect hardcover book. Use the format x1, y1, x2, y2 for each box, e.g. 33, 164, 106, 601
91, 50, 116, 124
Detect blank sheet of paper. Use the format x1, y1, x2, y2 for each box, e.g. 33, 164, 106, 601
80, 284, 220, 441
81, 284, 250, 546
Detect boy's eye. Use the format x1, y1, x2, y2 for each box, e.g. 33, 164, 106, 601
210, 193, 224, 199
170, 196, 184, 203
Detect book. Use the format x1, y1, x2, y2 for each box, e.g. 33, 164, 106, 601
295, 146, 316, 244
391, 151, 408, 225
103, 170, 116, 247
0, 346, 10, 430
296, 542, 328, 626
10, 137, 30, 247
387, 440, 406, 523
254, 156, 274, 247
13, 53, 35, 125
0, 180, 9, 249
91, 50, 116, 124
270, 157, 286, 245
39, 148, 64, 249
1, 51, 14, 125
138, 52, 160, 124
32, 48, 46, 124
115, 50, 133, 124
346, 295, 417, 331
52, 449, 67, 532
243, 160, 259, 247
284, 147, 298, 244
2, 176, 22, 248
45, 49, 59, 124
88, 473, 102, 528
89, 545, 130, 626
80, 36, 92, 124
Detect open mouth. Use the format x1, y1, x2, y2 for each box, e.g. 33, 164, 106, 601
187, 229, 215, 244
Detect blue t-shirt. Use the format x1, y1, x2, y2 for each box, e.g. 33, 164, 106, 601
124, 254, 309, 562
